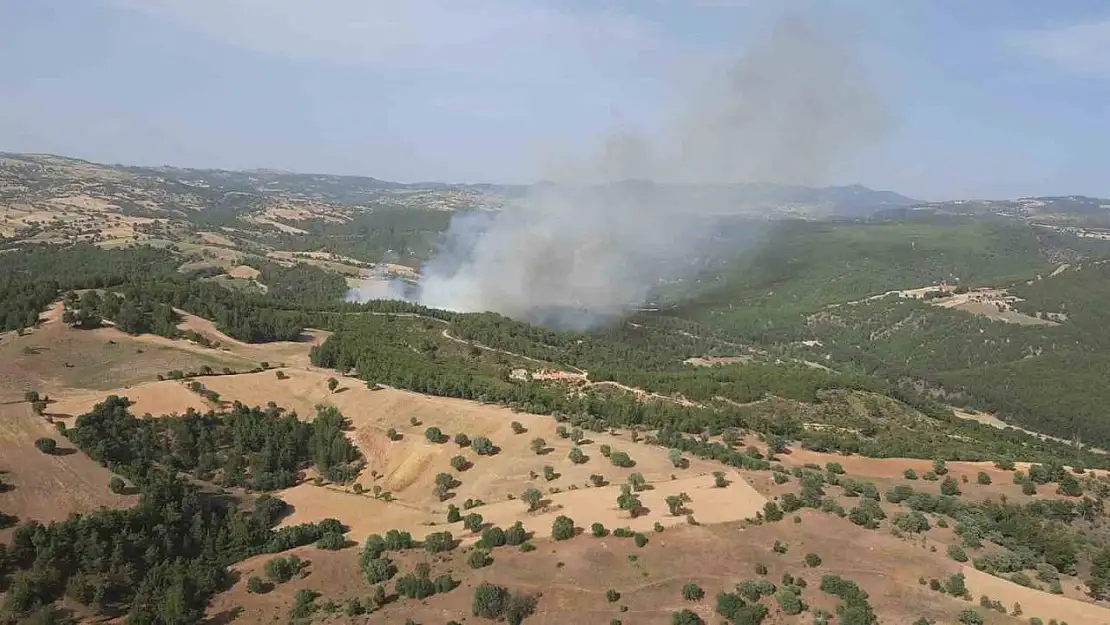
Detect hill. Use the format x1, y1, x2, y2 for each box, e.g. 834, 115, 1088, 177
5, 151, 1110, 624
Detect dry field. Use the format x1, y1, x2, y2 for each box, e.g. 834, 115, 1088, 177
49, 367, 770, 544
208, 507, 1110, 624
0, 402, 136, 539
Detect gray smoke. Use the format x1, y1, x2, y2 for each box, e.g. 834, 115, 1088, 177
350, 16, 888, 328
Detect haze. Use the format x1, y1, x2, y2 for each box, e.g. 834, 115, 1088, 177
2, 0, 1110, 200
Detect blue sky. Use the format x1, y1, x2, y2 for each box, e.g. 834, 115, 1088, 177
1, 1, 1108, 200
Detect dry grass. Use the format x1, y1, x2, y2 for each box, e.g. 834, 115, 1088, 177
0, 402, 136, 536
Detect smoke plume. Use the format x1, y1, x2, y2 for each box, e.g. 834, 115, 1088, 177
349, 16, 888, 328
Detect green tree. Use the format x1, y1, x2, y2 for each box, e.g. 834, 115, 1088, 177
530, 437, 546, 454
34, 437, 57, 454
568, 447, 587, 464
327, 377, 338, 392
425, 426, 446, 443
472, 583, 510, 619
464, 513, 484, 533
552, 515, 575, 541
940, 476, 961, 496
521, 488, 543, 511
976, 471, 992, 485
468, 548, 492, 569
109, 476, 127, 494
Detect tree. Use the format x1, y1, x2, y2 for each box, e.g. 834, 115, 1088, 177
933, 459, 949, 476
505, 521, 527, 545
976, 471, 992, 485
948, 544, 968, 563
940, 476, 961, 496
473, 583, 510, 619
568, 447, 587, 464
681, 583, 704, 601
478, 526, 506, 548
451, 455, 470, 471
511, 421, 526, 434
23, 390, 39, 404
464, 513, 484, 533
530, 437, 546, 455
425, 426, 447, 443
543, 465, 558, 481
455, 433, 471, 447
628, 472, 648, 492
552, 515, 575, 540
669, 448, 687, 469
363, 557, 397, 584
606, 589, 620, 602
713, 471, 729, 488
327, 377, 339, 392
591, 522, 609, 537
634, 533, 648, 547
610, 451, 634, 467
904, 468, 918, 480
266, 555, 305, 583
34, 437, 57, 454
672, 609, 703, 625
956, 609, 983, 625
424, 531, 455, 553
805, 553, 822, 567
447, 504, 461, 523
521, 488, 543, 511
247, 576, 271, 594
473, 436, 497, 456
665, 494, 686, 516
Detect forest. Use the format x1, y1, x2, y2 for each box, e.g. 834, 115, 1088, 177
0, 395, 361, 621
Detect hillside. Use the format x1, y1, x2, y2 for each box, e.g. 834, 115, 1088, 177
5, 152, 1110, 624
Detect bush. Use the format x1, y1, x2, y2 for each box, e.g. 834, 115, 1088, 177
552, 515, 575, 541
246, 576, 271, 594
34, 437, 57, 454
606, 589, 621, 602
904, 468, 918, 480
424, 531, 455, 553
425, 426, 447, 443
478, 526, 505, 548
948, 544, 969, 562
468, 548, 492, 569
265, 555, 304, 583
671, 609, 703, 625
473, 583, 510, 619
108, 476, 127, 494
505, 521, 527, 546
940, 476, 962, 496
592, 522, 609, 537
775, 588, 806, 615
976, 471, 992, 485
455, 433, 471, 447
511, 421, 526, 434
363, 557, 397, 583
956, 609, 983, 625
569, 447, 588, 464
713, 471, 729, 488
451, 455, 471, 471
805, 553, 822, 567
610, 451, 634, 468
315, 532, 347, 550
634, 533, 648, 547
681, 583, 704, 601
472, 436, 497, 456
826, 462, 845, 475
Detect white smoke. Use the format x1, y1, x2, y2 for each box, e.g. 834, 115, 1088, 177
349, 16, 888, 328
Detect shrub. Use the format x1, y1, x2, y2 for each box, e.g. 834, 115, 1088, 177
592, 522, 609, 537
634, 533, 648, 547
772, 540, 788, 554
948, 544, 969, 562
599, 444, 611, 457
956, 609, 983, 625
552, 515, 575, 541
933, 459, 949, 475
109, 476, 127, 494
606, 589, 621, 602
511, 421, 526, 434
425, 426, 447, 443
569, 447, 588, 464
363, 557, 397, 583
671, 609, 703, 625
941, 476, 962, 496
681, 583, 705, 601
505, 521, 527, 545
472, 436, 497, 456
976, 472, 992, 485
775, 588, 806, 615
247, 576, 271, 594
266, 555, 305, 583
713, 472, 729, 488
610, 451, 634, 468
805, 553, 822, 567
530, 437, 546, 454
464, 513, 484, 533
826, 462, 845, 475
468, 548, 492, 569
922, 471, 938, 481
521, 487, 543, 511
904, 469, 918, 480
34, 437, 57, 454
455, 433, 471, 447
315, 532, 347, 550
451, 455, 471, 471
424, 531, 455, 553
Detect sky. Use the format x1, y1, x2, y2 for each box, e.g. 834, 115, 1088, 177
0, 0, 1108, 200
